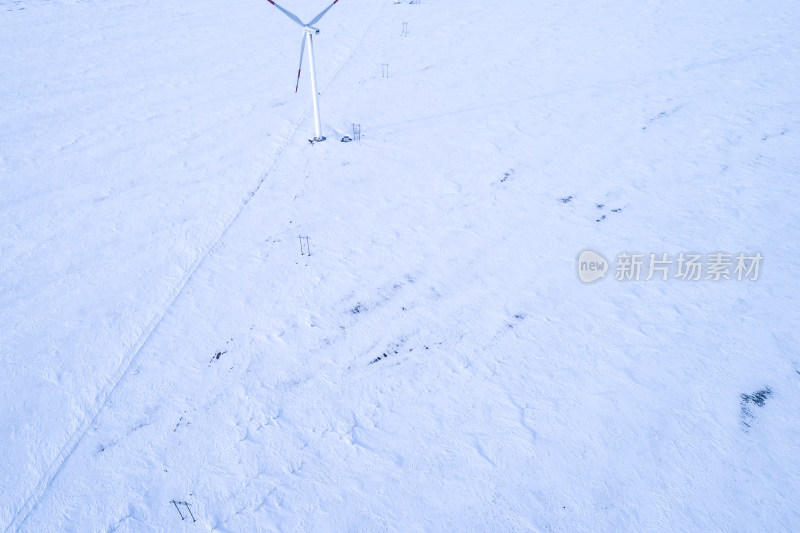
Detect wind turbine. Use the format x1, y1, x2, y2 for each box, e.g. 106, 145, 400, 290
266, 0, 343, 142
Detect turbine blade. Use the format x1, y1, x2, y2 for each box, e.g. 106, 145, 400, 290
308, 0, 341, 26
266, 0, 305, 27
295, 33, 307, 92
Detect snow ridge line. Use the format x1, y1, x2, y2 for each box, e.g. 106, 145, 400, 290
6, 1, 387, 530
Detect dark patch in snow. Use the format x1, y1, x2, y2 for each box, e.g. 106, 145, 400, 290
740, 387, 772, 429
499, 168, 515, 183
174, 416, 190, 432
762, 129, 787, 141
371, 343, 402, 364
371, 351, 396, 364
347, 275, 418, 319
559, 195, 573, 204
95, 418, 151, 455
642, 105, 683, 130
597, 206, 622, 221
596, 203, 604, 209
370, 338, 413, 364
208, 339, 233, 365
506, 313, 527, 329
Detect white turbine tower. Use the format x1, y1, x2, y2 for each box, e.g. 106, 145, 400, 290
266, 0, 343, 142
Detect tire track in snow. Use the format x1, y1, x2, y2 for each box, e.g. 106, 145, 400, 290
6, 130, 300, 533
7, 1, 388, 529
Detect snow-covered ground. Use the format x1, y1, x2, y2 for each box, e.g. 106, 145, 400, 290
2, 0, 799, 530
